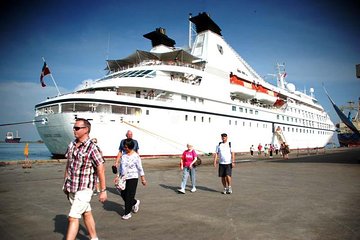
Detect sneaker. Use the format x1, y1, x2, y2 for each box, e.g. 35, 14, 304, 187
227, 186, 233, 194
132, 200, 140, 213
190, 187, 196, 193
122, 213, 132, 220
222, 188, 228, 194
178, 188, 185, 194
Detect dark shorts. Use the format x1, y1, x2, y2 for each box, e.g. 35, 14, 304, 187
218, 163, 232, 177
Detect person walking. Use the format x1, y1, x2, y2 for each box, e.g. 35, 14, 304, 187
62, 118, 107, 240
264, 144, 269, 157
257, 143, 262, 155
269, 144, 274, 158
115, 139, 147, 220
114, 130, 139, 173
213, 133, 235, 194
178, 143, 198, 194
250, 145, 255, 157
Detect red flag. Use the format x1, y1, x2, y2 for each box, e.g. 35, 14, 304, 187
40, 62, 51, 87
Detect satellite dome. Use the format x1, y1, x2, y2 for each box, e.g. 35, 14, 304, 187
286, 83, 296, 93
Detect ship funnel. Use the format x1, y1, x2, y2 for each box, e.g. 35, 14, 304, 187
143, 28, 176, 48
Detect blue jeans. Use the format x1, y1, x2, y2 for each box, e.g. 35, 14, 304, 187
181, 167, 196, 189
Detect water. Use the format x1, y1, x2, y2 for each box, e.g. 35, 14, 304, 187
0, 143, 53, 161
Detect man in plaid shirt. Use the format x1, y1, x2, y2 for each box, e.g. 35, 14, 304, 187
63, 118, 107, 240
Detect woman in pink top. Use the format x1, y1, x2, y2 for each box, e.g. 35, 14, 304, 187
178, 144, 198, 194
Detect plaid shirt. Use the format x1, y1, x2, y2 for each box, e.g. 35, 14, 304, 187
63, 138, 104, 193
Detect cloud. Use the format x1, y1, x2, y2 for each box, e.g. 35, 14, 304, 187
0, 81, 69, 141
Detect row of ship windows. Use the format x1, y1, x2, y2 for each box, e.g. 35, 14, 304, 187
182, 95, 328, 126
100, 70, 155, 81
284, 106, 328, 122
231, 106, 331, 130
184, 114, 331, 135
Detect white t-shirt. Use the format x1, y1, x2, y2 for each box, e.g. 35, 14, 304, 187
216, 142, 232, 164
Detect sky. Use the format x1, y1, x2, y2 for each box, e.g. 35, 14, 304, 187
0, 0, 359, 142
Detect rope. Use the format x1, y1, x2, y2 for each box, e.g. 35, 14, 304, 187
122, 120, 210, 155
0, 120, 44, 127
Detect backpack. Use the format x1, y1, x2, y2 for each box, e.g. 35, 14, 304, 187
219, 142, 231, 148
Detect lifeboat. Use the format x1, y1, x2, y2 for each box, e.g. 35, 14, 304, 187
254, 84, 278, 105
229, 75, 256, 99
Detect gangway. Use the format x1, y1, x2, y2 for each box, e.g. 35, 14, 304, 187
274, 126, 286, 144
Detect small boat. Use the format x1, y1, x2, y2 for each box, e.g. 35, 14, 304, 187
5, 131, 21, 143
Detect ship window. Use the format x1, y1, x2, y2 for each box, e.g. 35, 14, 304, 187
199, 98, 204, 104
232, 106, 236, 111
255, 110, 259, 115
62, 103, 75, 112
229, 120, 231, 125
128, 107, 141, 116
146, 110, 149, 115
201, 116, 204, 122
112, 105, 126, 114
243, 121, 245, 127
185, 115, 188, 121
181, 95, 188, 101
190, 97, 196, 102
208, 117, 211, 123
277, 115, 280, 120
239, 107, 243, 112
250, 109, 253, 114
95, 104, 111, 113
194, 116, 196, 122
217, 44, 224, 55
235, 120, 237, 125
245, 109, 248, 113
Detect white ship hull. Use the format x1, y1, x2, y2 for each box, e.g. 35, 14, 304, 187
34, 13, 335, 157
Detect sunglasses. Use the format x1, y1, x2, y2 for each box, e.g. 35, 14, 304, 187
73, 126, 87, 131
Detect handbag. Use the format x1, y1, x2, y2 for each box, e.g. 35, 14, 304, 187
115, 174, 126, 191
193, 156, 202, 167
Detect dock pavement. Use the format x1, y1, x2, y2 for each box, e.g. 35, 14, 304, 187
0, 147, 359, 240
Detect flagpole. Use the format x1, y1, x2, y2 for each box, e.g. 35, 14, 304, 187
42, 57, 61, 96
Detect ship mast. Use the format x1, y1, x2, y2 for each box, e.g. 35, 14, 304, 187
276, 63, 286, 89
188, 13, 197, 49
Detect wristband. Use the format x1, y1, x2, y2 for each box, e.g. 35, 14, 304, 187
100, 188, 107, 193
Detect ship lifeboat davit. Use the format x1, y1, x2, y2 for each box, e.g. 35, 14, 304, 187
229, 75, 256, 99
254, 85, 278, 105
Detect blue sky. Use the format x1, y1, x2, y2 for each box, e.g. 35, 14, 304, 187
0, 0, 359, 142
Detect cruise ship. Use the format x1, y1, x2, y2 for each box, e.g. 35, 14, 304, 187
34, 12, 335, 157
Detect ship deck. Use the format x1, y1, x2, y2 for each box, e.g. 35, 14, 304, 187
0, 147, 359, 239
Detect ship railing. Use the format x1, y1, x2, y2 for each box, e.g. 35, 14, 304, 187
108, 60, 204, 74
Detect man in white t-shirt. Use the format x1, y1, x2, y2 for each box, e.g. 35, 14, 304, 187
213, 133, 235, 194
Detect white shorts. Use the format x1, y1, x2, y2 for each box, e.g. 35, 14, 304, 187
68, 188, 93, 219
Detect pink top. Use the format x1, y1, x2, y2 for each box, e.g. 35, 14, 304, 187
182, 149, 197, 167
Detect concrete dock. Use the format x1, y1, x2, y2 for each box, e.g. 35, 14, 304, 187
0, 147, 359, 240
